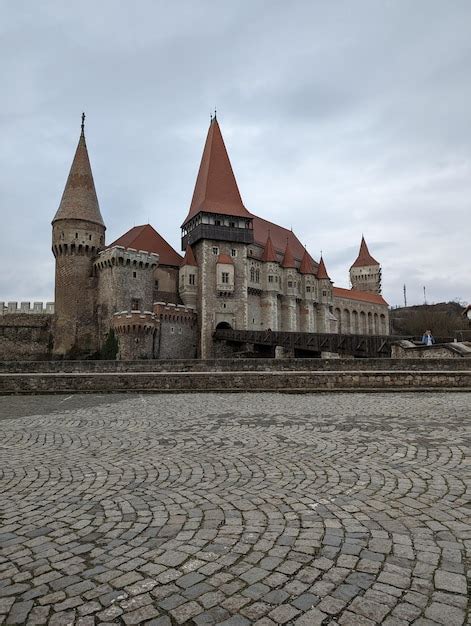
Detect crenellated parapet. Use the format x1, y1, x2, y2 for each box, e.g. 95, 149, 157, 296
112, 311, 157, 334
0, 302, 55, 315
94, 246, 159, 271
153, 302, 197, 326
111, 311, 158, 360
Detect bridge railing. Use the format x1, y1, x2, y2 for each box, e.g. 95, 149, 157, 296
213, 329, 395, 357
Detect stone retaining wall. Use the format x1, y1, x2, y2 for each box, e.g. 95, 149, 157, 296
1, 357, 471, 373
1, 370, 470, 394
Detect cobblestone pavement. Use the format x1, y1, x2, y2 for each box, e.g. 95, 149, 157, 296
0, 393, 470, 626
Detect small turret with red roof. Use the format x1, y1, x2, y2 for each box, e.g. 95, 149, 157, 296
349, 236, 382, 294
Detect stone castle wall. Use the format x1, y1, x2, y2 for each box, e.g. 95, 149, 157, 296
196, 240, 248, 358
95, 246, 158, 345
0, 314, 52, 361
332, 295, 389, 335
154, 303, 197, 359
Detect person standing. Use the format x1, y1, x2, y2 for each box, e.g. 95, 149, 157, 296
422, 330, 435, 346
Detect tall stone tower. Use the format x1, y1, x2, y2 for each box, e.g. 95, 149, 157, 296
51, 115, 106, 356
349, 236, 381, 294
181, 116, 253, 357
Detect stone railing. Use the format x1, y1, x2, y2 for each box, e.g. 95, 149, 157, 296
0, 302, 54, 315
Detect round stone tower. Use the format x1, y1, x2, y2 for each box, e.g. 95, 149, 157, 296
52, 115, 106, 356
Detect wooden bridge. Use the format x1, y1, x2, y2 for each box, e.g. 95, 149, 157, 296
213, 328, 394, 357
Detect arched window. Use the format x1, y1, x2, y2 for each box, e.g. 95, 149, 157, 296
250, 266, 255, 282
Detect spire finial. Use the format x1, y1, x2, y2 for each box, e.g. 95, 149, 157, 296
81, 112, 85, 136
214, 107, 217, 121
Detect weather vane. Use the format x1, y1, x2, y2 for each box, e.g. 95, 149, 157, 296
81, 112, 85, 134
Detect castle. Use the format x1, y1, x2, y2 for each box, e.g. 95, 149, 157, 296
49, 114, 389, 360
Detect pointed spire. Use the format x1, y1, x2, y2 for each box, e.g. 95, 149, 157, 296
182, 243, 198, 267
351, 236, 379, 268
281, 239, 296, 268
182, 118, 252, 226
316, 255, 330, 280
53, 115, 104, 226
261, 233, 277, 262
299, 247, 315, 274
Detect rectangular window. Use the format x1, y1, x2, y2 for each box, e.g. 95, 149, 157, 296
212, 247, 219, 255
131, 298, 140, 311
288, 281, 293, 288
231, 249, 237, 257
323, 290, 327, 297
306, 286, 311, 292
215, 219, 221, 226
133, 271, 137, 278
189, 274, 195, 285
229, 221, 235, 228
268, 275, 274, 283
154, 280, 159, 289
221, 272, 229, 284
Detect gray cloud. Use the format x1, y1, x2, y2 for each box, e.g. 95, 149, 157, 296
1, 0, 470, 306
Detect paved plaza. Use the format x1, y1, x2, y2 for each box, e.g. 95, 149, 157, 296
0, 393, 469, 626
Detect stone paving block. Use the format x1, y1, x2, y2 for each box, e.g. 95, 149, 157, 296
424, 601, 465, 625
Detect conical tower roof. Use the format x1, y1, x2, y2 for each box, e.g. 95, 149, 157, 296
350, 236, 379, 268
261, 233, 277, 262
181, 243, 198, 267
182, 117, 252, 226
316, 255, 330, 280
299, 248, 315, 274
53, 117, 104, 227
281, 239, 296, 268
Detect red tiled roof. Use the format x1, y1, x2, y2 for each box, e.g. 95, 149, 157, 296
252, 216, 308, 262
299, 248, 315, 274
316, 256, 330, 280
281, 240, 296, 268
261, 234, 277, 263
181, 244, 197, 267
351, 236, 379, 268
53, 126, 105, 227
182, 118, 252, 226
110, 224, 182, 266
217, 253, 233, 264
333, 286, 388, 306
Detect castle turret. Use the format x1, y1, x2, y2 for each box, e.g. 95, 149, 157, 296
181, 116, 252, 356
316, 255, 335, 332
280, 240, 297, 331
299, 248, 316, 332
52, 115, 105, 356
349, 236, 381, 294
179, 244, 198, 307
260, 234, 280, 330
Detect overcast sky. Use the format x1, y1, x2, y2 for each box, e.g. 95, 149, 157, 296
1, 1, 470, 307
